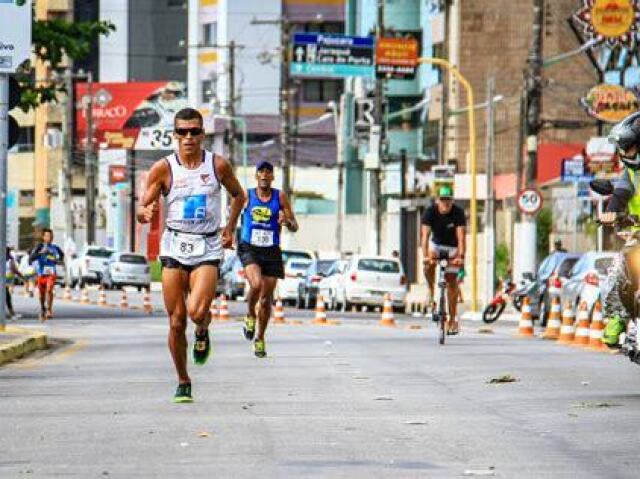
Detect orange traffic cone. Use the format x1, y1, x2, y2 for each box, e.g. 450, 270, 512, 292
572, 301, 591, 347
218, 294, 230, 321
120, 289, 129, 309
588, 301, 607, 351
209, 297, 218, 321
80, 286, 90, 304
97, 286, 107, 306
312, 295, 328, 325
379, 294, 396, 327
517, 296, 534, 337
542, 296, 562, 340
273, 297, 286, 324
557, 301, 576, 344
143, 288, 153, 314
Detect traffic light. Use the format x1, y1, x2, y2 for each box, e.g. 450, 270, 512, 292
7, 76, 21, 149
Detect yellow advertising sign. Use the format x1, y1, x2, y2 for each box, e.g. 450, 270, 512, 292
591, 0, 635, 37
582, 83, 640, 123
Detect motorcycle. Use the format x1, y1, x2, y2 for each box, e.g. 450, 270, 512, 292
591, 178, 640, 365
482, 277, 518, 323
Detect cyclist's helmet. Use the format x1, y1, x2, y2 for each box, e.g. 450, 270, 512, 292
608, 111, 640, 170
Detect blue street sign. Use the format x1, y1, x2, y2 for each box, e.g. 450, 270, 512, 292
290, 32, 375, 79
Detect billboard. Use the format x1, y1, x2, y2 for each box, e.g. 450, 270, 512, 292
75, 81, 189, 151
376, 36, 419, 80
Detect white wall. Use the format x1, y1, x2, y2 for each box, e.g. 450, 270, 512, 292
100, 0, 128, 82
282, 214, 368, 257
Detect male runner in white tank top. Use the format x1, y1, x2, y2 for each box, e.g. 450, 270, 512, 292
137, 108, 245, 403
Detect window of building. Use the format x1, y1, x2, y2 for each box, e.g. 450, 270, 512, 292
202, 79, 217, 104
387, 96, 423, 129
422, 120, 440, 162
166, 55, 186, 65
302, 79, 344, 103
293, 22, 344, 34
202, 22, 217, 46
9, 126, 34, 153
19, 190, 34, 208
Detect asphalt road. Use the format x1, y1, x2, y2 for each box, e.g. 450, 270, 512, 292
2, 290, 640, 478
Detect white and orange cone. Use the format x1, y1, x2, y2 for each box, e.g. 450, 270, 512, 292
80, 286, 90, 305
312, 295, 328, 325
120, 288, 129, 309
217, 294, 230, 321
273, 297, 286, 324
209, 297, 218, 321
588, 301, 607, 352
143, 288, 153, 314
542, 296, 562, 340
572, 301, 591, 347
516, 296, 534, 337
97, 286, 108, 306
557, 302, 576, 344
379, 294, 396, 327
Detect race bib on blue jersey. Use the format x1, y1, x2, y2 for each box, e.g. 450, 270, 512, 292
183, 194, 207, 220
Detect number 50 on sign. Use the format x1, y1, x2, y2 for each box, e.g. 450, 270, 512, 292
517, 189, 543, 215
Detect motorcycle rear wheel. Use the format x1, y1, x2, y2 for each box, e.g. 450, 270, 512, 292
482, 302, 506, 323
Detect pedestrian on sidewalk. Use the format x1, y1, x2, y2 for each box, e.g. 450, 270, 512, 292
137, 107, 245, 404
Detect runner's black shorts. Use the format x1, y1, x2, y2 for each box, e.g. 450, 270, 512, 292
237, 242, 284, 279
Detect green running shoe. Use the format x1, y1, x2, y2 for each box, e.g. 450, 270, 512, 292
254, 339, 267, 358
243, 316, 256, 341
192, 329, 211, 365
173, 383, 193, 403
603, 315, 625, 348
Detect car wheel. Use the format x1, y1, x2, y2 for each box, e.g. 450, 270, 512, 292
79, 278, 85, 289
295, 294, 303, 309
137, 286, 142, 292
305, 292, 314, 310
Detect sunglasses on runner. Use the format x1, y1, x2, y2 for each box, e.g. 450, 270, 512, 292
175, 127, 203, 137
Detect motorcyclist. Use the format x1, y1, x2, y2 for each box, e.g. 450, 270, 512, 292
599, 111, 640, 347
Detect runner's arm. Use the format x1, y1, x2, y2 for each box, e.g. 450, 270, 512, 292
29, 244, 43, 264
137, 160, 169, 224
455, 225, 466, 262
420, 225, 431, 263
215, 156, 246, 247
279, 191, 298, 232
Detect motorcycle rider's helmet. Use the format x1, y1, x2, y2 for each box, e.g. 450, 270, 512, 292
608, 111, 640, 170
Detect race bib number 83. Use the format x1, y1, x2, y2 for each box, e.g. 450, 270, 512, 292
171, 233, 206, 258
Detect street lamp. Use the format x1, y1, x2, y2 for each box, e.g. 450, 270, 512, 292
418, 57, 479, 313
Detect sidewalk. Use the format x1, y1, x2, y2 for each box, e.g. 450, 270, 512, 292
0, 326, 48, 366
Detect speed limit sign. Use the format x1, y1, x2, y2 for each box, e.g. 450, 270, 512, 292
517, 189, 543, 215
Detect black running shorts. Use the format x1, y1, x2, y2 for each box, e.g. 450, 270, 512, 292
237, 242, 284, 279
160, 256, 220, 273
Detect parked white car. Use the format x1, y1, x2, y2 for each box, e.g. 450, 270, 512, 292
318, 260, 348, 310
336, 255, 407, 311
561, 251, 617, 315
278, 258, 313, 305
68, 246, 114, 287
100, 252, 151, 291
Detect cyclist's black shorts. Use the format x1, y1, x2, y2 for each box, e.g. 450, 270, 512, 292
238, 242, 284, 279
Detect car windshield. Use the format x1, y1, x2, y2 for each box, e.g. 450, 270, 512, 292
357, 259, 400, 273
288, 261, 311, 271
595, 257, 614, 276
317, 260, 336, 275
87, 248, 113, 258
558, 257, 580, 278
120, 254, 146, 264
282, 251, 313, 263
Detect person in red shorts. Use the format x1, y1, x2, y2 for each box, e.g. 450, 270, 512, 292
29, 229, 64, 322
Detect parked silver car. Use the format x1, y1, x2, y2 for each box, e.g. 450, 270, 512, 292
560, 251, 617, 316
100, 252, 151, 291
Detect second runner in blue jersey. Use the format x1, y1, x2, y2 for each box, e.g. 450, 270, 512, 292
241, 187, 281, 247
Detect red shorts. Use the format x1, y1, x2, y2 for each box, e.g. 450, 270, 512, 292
37, 275, 57, 293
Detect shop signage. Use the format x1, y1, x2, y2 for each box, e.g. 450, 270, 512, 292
581, 83, 640, 122
574, 0, 640, 46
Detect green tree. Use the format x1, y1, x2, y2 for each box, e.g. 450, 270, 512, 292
536, 207, 553, 259
14, 15, 115, 111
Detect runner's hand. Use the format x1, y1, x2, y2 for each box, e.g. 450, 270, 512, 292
452, 256, 464, 266
138, 201, 156, 223
222, 227, 234, 249
598, 211, 616, 225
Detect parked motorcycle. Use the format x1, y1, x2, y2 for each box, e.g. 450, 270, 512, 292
482, 278, 518, 323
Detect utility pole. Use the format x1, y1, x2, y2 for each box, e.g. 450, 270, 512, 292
372, 0, 385, 255
438, 0, 451, 165
85, 71, 96, 245
0, 74, 8, 330
525, 0, 544, 187
251, 17, 294, 197
63, 71, 75, 242
128, 149, 136, 252
485, 76, 496, 304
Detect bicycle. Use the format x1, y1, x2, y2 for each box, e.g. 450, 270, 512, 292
432, 250, 451, 345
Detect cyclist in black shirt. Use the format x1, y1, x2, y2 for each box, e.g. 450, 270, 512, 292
420, 184, 466, 334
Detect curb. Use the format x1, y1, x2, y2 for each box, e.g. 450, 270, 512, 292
0, 327, 48, 366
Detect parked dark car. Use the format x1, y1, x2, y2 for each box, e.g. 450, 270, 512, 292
296, 260, 337, 309
519, 251, 581, 325
218, 254, 246, 300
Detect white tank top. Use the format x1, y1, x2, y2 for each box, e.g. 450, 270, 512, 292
164, 150, 221, 235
